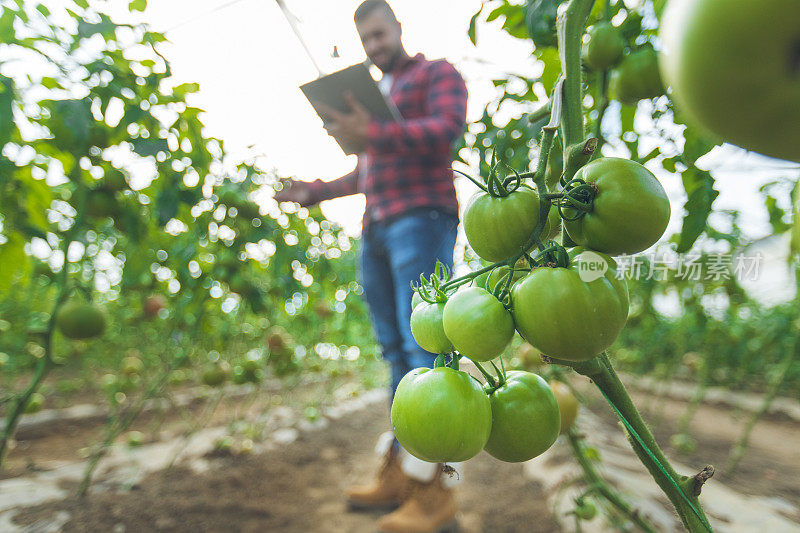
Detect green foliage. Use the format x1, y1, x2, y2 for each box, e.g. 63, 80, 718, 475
0, 1, 376, 386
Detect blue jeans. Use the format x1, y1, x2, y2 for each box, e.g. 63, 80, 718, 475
359, 208, 459, 402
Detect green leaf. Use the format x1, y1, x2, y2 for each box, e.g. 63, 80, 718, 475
676, 167, 718, 253
791, 183, 800, 254
764, 195, 791, 234
18, 168, 52, 232
0, 75, 15, 141
682, 126, 719, 165
525, 0, 565, 49
620, 104, 635, 135
662, 156, 678, 173
40, 77, 61, 89
0, 234, 28, 298
0, 9, 17, 43
640, 147, 660, 163
538, 48, 561, 95
42, 98, 92, 151
173, 83, 200, 97
652, 0, 668, 19
486, 4, 509, 23
74, 0, 89, 8
156, 187, 179, 226
78, 15, 117, 40
502, 7, 528, 40
130, 0, 148, 12
130, 137, 169, 157
468, 4, 483, 45
143, 31, 167, 43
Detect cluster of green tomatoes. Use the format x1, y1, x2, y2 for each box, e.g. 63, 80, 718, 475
390, 154, 671, 464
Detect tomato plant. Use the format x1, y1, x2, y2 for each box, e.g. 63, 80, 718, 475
483, 371, 561, 462
391, 366, 492, 462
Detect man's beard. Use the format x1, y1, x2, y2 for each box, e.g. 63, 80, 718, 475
372, 47, 402, 73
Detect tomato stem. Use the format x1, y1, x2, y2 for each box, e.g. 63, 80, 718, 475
551, 352, 714, 532
0, 168, 88, 468
471, 359, 497, 387
566, 428, 658, 533
455, 168, 488, 193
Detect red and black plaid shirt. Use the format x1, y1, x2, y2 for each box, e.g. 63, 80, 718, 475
306, 53, 468, 228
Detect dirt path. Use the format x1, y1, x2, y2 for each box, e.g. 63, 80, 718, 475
5, 389, 558, 533
2, 376, 799, 532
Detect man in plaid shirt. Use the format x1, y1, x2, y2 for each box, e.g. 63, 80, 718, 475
276, 2, 466, 531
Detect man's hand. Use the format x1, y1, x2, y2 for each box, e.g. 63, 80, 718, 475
316, 92, 371, 153
274, 178, 314, 206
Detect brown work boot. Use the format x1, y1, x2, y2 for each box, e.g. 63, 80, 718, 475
376, 470, 458, 533
347, 445, 409, 510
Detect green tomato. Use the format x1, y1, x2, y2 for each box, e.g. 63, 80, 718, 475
202, 361, 231, 387
121, 356, 143, 376
472, 269, 491, 289
575, 500, 597, 520
464, 185, 553, 262
25, 392, 45, 414
442, 287, 515, 362
610, 48, 664, 105
127, 431, 145, 447
659, 0, 800, 162
411, 291, 424, 309
511, 250, 629, 361
564, 158, 670, 255
618, 10, 643, 41
583, 22, 625, 71
550, 381, 579, 433
391, 367, 492, 462
242, 353, 262, 373
410, 301, 453, 354
56, 302, 106, 340
484, 371, 560, 462
516, 342, 544, 369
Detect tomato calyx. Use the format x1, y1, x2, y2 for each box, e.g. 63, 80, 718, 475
411, 260, 453, 305
555, 177, 597, 221
455, 150, 527, 199
433, 353, 461, 370
482, 358, 508, 395
572, 495, 598, 521
532, 241, 570, 269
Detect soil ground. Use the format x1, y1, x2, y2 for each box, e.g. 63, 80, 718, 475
3, 374, 799, 532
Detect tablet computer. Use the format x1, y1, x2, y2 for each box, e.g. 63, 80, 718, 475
300, 62, 401, 154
